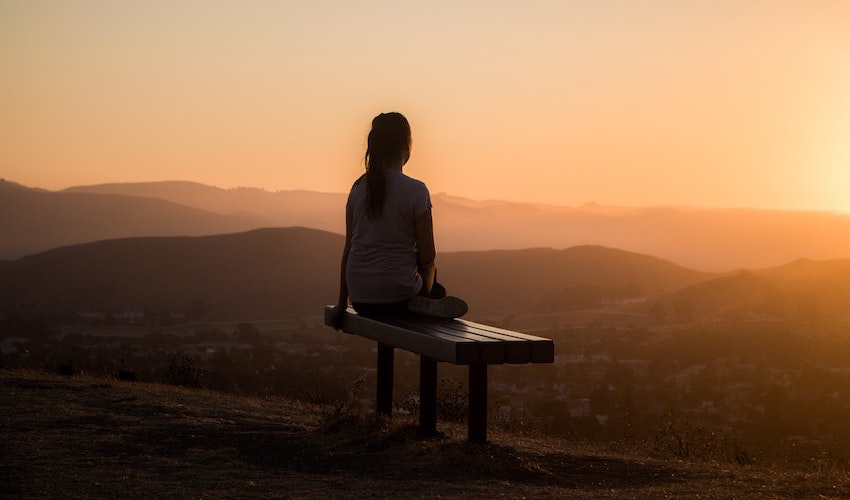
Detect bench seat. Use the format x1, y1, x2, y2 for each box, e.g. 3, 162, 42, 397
324, 306, 553, 365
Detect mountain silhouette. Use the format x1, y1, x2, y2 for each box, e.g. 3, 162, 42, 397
0, 227, 340, 319
0, 179, 264, 260
438, 246, 714, 314
58, 180, 850, 271
63, 180, 343, 234
647, 258, 850, 321
1, 228, 710, 320
2, 226, 849, 322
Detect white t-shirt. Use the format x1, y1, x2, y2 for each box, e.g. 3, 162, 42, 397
346, 169, 432, 303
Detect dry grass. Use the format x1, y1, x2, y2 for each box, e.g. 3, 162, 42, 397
1, 368, 847, 499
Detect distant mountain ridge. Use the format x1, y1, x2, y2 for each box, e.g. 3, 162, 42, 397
0, 179, 264, 260
5, 179, 850, 271
1, 227, 848, 322
0, 227, 711, 320
56, 180, 850, 271
63, 181, 343, 233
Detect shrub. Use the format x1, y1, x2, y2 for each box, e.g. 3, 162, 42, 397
116, 369, 138, 382
163, 351, 203, 388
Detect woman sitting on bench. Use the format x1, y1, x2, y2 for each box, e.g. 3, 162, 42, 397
330, 112, 467, 328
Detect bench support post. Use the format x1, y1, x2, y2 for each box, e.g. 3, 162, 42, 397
468, 363, 488, 444
419, 356, 438, 436
376, 343, 394, 416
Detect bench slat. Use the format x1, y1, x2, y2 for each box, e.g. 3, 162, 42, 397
325, 307, 480, 363
385, 316, 507, 364
398, 318, 553, 364
405, 320, 533, 364
455, 319, 555, 363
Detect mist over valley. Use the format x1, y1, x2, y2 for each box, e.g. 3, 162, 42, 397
5, 179, 850, 271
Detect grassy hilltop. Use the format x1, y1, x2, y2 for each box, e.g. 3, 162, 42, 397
2, 369, 847, 499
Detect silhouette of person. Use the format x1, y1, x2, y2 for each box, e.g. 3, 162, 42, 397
330, 112, 467, 329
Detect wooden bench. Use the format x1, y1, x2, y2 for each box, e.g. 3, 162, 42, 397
323, 306, 555, 443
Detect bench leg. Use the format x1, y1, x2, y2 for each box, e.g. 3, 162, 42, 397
419, 356, 438, 436
376, 343, 394, 416
468, 363, 487, 444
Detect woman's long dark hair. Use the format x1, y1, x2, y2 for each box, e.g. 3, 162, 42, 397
364, 112, 411, 220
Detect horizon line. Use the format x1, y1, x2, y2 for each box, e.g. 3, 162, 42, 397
3, 177, 849, 216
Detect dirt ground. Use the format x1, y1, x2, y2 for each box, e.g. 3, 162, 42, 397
1, 369, 847, 499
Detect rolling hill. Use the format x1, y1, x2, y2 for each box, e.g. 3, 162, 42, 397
644, 258, 850, 322
60, 180, 850, 271
0, 228, 712, 320
0, 227, 340, 319
2, 226, 849, 323
438, 246, 714, 314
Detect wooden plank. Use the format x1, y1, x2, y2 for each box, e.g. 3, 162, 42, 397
456, 319, 555, 363
385, 316, 506, 364
423, 321, 533, 364
456, 318, 552, 341
324, 306, 477, 363
387, 315, 554, 364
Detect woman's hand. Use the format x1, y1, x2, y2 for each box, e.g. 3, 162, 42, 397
329, 303, 347, 331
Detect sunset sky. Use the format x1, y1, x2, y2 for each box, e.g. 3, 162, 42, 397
2, 0, 849, 212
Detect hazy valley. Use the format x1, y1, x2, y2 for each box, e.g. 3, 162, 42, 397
6, 178, 850, 271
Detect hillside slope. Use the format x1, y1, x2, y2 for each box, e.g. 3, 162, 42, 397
63, 180, 850, 271
643, 259, 850, 321
0, 227, 340, 319
4, 225, 850, 321
439, 246, 712, 314
0, 228, 712, 319
2, 370, 844, 499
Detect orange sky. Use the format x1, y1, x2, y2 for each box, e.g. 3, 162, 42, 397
2, 1, 849, 212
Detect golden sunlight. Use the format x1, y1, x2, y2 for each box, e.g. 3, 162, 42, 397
816, 105, 850, 213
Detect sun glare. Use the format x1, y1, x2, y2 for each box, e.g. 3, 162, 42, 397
819, 113, 850, 214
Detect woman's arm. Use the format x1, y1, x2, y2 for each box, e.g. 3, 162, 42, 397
415, 207, 437, 295
330, 208, 353, 329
